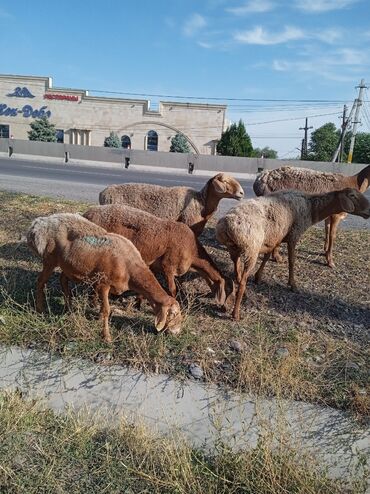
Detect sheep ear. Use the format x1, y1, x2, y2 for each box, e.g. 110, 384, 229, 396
154, 307, 167, 332
360, 178, 368, 193
213, 177, 227, 193
339, 192, 355, 213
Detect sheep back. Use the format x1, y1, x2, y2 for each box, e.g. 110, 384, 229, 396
253, 166, 348, 196
84, 204, 197, 265
99, 183, 200, 221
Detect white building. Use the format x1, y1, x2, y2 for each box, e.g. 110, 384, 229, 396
0, 74, 227, 155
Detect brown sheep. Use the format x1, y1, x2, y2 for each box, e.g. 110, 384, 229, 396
98, 173, 244, 236
83, 204, 234, 305
253, 165, 370, 267
216, 188, 370, 321
27, 213, 182, 342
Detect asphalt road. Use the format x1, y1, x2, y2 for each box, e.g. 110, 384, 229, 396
0, 157, 369, 229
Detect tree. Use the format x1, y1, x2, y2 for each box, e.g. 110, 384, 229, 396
170, 133, 191, 153
104, 131, 121, 148
28, 117, 57, 142
252, 146, 278, 159
351, 132, 370, 163
217, 120, 253, 157
306, 123, 340, 161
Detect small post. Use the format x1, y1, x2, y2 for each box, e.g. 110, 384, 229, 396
64, 151, 69, 163
188, 162, 194, 174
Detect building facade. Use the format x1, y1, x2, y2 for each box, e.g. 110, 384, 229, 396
0, 74, 227, 155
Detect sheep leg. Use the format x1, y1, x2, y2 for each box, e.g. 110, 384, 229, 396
133, 294, 144, 310
271, 246, 283, 263
232, 256, 258, 321
324, 217, 331, 252
229, 247, 242, 283
191, 258, 226, 305
36, 262, 56, 312
287, 242, 298, 292
325, 215, 341, 269
254, 253, 271, 284
98, 285, 112, 343
60, 272, 71, 309
164, 271, 177, 298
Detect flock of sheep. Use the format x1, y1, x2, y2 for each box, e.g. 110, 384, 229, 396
27, 165, 370, 342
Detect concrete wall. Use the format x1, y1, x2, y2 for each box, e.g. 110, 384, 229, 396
1, 138, 367, 176
0, 74, 225, 155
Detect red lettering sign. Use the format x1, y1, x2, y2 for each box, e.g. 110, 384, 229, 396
44, 94, 79, 101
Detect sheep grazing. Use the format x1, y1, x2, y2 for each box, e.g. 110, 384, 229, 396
253, 165, 370, 267
216, 188, 370, 321
98, 173, 244, 236
83, 204, 234, 305
27, 213, 182, 342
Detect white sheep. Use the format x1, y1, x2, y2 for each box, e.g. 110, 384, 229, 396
253, 165, 370, 267
99, 173, 244, 236
216, 188, 370, 320
27, 213, 182, 342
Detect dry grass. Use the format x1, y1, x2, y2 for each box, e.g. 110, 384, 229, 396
0, 391, 364, 494
0, 190, 369, 417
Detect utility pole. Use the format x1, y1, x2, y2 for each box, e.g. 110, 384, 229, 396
332, 102, 355, 163
299, 118, 313, 159
347, 79, 367, 163
338, 105, 348, 163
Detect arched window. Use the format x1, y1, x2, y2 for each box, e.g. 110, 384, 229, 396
121, 135, 131, 149
147, 130, 158, 151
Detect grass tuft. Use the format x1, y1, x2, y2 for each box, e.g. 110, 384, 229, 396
0, 391, 365, 494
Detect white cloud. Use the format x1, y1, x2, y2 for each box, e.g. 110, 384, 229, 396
337, 48, 368, 65
197, 41, 213, 48
235, 26, 346, 46
295, 0, 358, 13
183, 14, 207, 37
234, 26, 305, 45
226, 0, 275, 15
272, 47, 368, 81
315, 28, 341, 44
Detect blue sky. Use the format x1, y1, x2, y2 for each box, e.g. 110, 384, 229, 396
1, 0, 370, 157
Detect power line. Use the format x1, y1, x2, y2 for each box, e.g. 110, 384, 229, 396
245, 111, 341, 126
88, 88, 351, 104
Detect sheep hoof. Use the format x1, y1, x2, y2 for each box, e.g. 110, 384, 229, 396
231, 312, 241, 321
327, 260, 335, 268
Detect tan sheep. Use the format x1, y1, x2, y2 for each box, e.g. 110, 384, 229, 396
27, 213, 182, 342
216, 188, 370, 321
83, 204, 234, 305
253, 165, 370, 267
98, 173, 244, 236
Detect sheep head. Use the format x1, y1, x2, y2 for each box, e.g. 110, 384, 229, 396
211, 173, 244, 200
154, 299, 182, 334
338, 188, 370, 219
